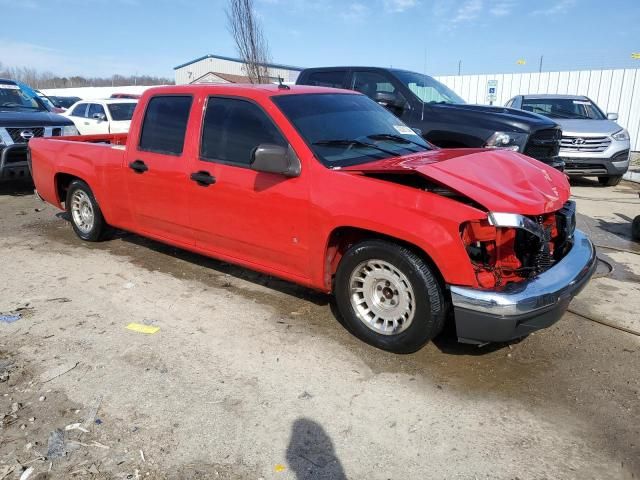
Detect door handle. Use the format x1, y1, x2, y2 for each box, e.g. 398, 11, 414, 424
190, 170, 216, 186
129, 159, 148, 174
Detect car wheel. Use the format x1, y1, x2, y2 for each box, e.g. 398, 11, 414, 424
334, 239, 447, 353
632, 216, 640, 241
66, 179, 108, 242
598, 175, 622, 187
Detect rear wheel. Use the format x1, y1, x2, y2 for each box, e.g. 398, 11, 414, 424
598, 175, 622, 187
66, 179, 108, 241
334, 240, 446, 353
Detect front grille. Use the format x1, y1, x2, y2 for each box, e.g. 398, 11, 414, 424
560, 135, 611, 153
6, 127, 45, 144
2, 145, 28, 164
524, 129, 561, 161
515, 201, 576, 277
564, 161, 608, 174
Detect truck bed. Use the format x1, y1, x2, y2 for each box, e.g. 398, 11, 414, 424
44, 133, 128, 146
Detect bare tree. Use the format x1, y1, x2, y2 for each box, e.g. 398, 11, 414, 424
226, 0, 272, 83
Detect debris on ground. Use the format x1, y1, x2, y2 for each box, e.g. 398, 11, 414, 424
0, 313, 21, 323
125, 323, 160, 334
47, 428, 66, 459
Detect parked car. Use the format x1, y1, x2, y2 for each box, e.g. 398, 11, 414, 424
0, 79, 78, 181
297, 67, 564, 169
110, 93, 141, 99
35, 90, 65, 113
49, 96, 82, 110
506, 94, 630, 186
64, 99, 138, 135
29, 84, 596, 353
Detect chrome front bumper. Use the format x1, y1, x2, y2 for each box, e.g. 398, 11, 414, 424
449, 229, 597, 344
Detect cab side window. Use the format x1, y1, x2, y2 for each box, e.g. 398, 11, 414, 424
200, 97, 286, 166
139, 95, 192, 155
352, 71, 397, 99
71, 103, 88, 118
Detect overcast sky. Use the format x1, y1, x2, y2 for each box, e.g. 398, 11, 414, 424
0, 0, 638, 78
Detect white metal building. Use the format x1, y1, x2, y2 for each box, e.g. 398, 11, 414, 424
174, 54, 302, 85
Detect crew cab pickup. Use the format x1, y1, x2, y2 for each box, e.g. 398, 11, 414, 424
29, 84, 597, 353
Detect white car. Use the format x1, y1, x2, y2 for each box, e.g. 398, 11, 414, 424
65, 99, 138, 135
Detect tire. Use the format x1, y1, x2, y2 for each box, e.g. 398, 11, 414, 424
65, 179, 108, 241
334, 239, 447, 354
632, 216, 640, 242
598, 175, 622, 187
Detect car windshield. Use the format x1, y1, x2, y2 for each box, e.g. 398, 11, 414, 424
108, 102, 137, 121
392, 70, 465, 105
521, 98, 605, 120
273, 93, 431, 168
0, 81, 46, 111
51, 97, 81, 109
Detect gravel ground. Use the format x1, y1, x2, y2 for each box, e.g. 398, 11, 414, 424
0, 178, 639, 480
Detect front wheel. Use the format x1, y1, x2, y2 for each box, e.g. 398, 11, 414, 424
66, 179, 108, 242
598, 175, 622, 187
334, 240, 446, 354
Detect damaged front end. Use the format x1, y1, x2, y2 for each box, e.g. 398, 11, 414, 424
460, 201, 577, 289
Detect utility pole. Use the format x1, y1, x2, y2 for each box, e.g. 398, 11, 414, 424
458, 60, 462, 76
539, 55, 544, 73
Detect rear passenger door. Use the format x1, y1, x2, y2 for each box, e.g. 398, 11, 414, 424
187, 96, 311, 279
125, 95, 195, 244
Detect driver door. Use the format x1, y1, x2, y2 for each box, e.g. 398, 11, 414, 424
186, 96, 311, 280
84, 103, 110, 135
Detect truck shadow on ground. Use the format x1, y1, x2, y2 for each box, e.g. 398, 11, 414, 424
50, 212, 520, 357
286, 418, 347, 480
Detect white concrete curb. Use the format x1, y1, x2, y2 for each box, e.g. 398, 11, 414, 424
623, 170, 640, 183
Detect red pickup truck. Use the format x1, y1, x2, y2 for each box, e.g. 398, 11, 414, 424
29, 84, 597, 353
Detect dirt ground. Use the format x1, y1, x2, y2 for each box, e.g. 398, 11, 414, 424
1, 177, 639, 480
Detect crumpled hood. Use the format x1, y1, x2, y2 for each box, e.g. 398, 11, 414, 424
343, 148, 570, 215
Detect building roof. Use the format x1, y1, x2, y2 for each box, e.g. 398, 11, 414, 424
174, 54, 303, 72
191, 72, 253, 84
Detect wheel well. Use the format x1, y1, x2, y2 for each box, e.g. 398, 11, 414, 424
324, 227, 445, 291
55, 173, 83, 205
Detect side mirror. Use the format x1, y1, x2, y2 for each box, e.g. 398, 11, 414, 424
251, 144, 301, 177
93, 113, 106, 121
374, 91, 404, 108
607, 112, 618, 121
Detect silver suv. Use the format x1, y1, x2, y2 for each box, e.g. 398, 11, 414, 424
506, 94, 630, 186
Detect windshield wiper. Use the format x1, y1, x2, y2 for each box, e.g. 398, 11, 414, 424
312, 139, 401, 157
367, 133, 429, 151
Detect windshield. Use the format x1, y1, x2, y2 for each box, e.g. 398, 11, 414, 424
393, 70, 465, 105
521, 98, 605, 120
108, 102, 137, 121
273, 93, 431, 168
0, 81, 46, 111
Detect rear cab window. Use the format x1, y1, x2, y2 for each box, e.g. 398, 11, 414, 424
138, 96, 193, 155
304, 71, 348, 88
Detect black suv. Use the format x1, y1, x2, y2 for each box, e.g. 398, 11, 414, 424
297, 67, 563, 169
0, 79, 77, 182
